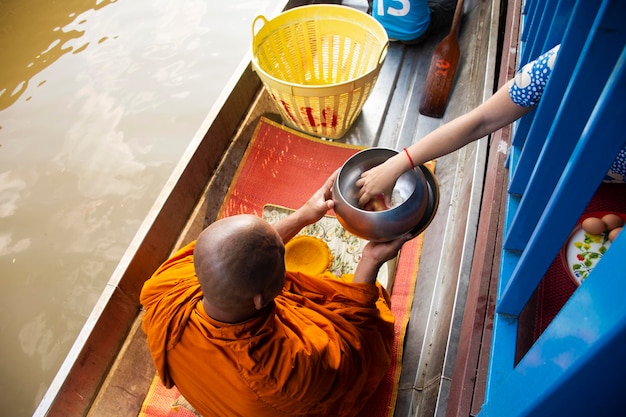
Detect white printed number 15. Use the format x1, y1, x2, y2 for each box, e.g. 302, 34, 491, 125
376, 0, 411, 17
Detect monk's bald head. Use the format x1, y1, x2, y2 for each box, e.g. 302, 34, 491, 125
194, 215, 285, 313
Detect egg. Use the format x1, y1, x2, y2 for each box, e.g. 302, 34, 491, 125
581, 217, 607, 235
601, 213, 625, 231
609, 227, 622, 242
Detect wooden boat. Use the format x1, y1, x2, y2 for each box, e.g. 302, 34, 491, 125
34, 0, 626, 416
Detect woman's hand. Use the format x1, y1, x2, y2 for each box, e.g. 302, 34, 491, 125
355, 155, 406, 208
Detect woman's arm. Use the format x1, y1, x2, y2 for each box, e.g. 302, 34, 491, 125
357, 79, 532, 206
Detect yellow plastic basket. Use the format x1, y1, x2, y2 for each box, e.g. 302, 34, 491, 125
251, 5, 389, 139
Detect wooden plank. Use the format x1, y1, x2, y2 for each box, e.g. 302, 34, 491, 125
444, 126, 509, 417
444, 0, 522, 414
36, 285, 138, 417
346, 42, 408, 146
393, 0, 501, 415
470, 185, 505, 416
87, 314, 154, 417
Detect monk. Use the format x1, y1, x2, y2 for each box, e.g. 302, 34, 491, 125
140, 171, 411, 417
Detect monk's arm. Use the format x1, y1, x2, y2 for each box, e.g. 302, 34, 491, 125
352, 235, 410, 285
273, 170, 338, 243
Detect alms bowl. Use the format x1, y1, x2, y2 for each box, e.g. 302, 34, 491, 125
332, 147, 430, 242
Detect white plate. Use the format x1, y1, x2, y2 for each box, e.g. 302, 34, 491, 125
562, 225, 611, 286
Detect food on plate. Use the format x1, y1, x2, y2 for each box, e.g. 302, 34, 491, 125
601, 213, 625, 230
581, 216, 607, 235
608, 227, 622, 242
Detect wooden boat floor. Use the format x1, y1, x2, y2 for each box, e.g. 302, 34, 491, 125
88, 0, 507, 415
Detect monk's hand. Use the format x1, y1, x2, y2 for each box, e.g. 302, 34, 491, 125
353, 234, 412, 285
363, 234, 412, 265
356, 158, 402, 209
298, 169, 339, 225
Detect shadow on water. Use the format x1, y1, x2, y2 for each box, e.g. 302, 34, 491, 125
0, 0, 117, 111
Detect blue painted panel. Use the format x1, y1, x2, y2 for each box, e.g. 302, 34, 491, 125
512, 0, 599, 150
484, 154, 522, 400
505, 0, 626, 253
543, 0, 575, 52
521, 0, 558, 65
479, 231, 626, 416
509, 110, 533, 149
509, 0, 602, 191
483, 311, 517, 403
498, 193, 520, 293
479, 35, 626, 417
520, 0, 540, 43
500, 42, 626, 315
480, 1, 626, 415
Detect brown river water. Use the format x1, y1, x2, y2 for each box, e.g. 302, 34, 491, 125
0, 0, 276, 414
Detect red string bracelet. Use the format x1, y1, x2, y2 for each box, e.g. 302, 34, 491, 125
403, 147, 415, 170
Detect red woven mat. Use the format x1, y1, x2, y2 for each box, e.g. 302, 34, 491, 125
140, 117, 434, 417
533, 182, 626, 340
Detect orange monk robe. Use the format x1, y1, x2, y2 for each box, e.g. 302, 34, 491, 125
141, 241, 395, 417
